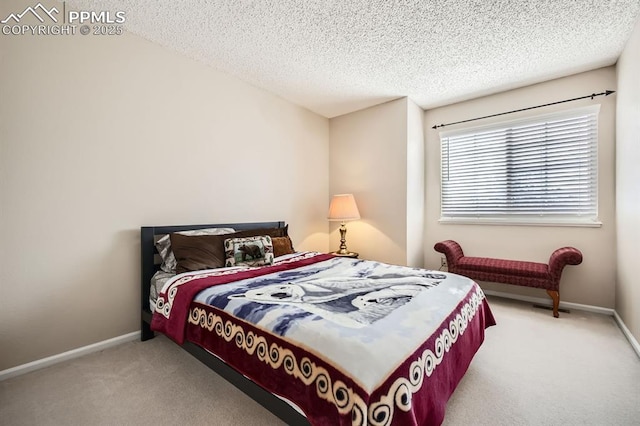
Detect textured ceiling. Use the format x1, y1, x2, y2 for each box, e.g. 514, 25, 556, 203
70, 1, 640, 118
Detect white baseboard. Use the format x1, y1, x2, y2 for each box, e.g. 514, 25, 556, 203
483, 290, 640, 359
613, 311, 640, 359
482, 289, 615, 316
0, 331, 139, 381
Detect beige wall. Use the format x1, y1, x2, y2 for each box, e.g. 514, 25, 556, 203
1, 0, 634, 373
424, 67, 617, 308
406, 99, 425, 268
329, 98, 422, 266
615, 17, 640, 342
0, 19, 329, 369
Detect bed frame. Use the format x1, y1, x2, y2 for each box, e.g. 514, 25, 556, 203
140, 221, 309, 426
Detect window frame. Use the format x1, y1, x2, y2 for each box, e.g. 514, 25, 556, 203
438, 105, 601, 227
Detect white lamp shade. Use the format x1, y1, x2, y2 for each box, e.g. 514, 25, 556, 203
328, 194, 361, 221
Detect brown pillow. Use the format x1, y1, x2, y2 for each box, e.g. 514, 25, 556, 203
171, 226, 289, 273
272, 236, 295, 257
170, 233, 228, 273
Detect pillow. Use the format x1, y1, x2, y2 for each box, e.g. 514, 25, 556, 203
272, 236, 295, 257
155, 227, 234, 273
224, 236, 274, 267
170, 233, 230, 273
231, 225, 288, 239
171, 226, 288, 273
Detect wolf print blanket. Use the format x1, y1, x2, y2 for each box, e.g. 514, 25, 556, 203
152, 252, 496, 425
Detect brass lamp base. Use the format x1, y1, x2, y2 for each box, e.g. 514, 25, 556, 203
331, 251, 359, 259
333, 222, 357, 257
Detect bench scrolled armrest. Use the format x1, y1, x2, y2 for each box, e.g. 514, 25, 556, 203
434, 240, 465, 267
548, 247, 583, 284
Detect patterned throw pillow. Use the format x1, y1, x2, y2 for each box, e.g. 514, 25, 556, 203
224, 236, 274, 267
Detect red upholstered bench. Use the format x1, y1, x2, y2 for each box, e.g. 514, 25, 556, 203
434, 240, 583, 318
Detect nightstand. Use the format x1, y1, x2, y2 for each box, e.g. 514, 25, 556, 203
331, 251, 359, 259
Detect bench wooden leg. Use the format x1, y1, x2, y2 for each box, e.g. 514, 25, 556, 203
546, 290, 560, 318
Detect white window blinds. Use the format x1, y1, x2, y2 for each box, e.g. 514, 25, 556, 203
440, 105, 599, 225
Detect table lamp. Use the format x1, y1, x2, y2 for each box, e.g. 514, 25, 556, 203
328, 194, 360, 256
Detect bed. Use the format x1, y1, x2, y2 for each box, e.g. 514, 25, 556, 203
141, 221, 496, 426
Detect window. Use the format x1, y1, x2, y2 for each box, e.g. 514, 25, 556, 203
440, 105, 599, 226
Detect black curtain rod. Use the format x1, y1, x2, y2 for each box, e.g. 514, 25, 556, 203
431, 90, 616, 130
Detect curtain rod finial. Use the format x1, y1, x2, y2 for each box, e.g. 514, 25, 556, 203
605, 90, 615, 96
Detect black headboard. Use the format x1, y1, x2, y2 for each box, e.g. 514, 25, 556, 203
140, 221, 286, 340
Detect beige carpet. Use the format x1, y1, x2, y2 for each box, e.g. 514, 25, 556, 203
1, 296, 639, 425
